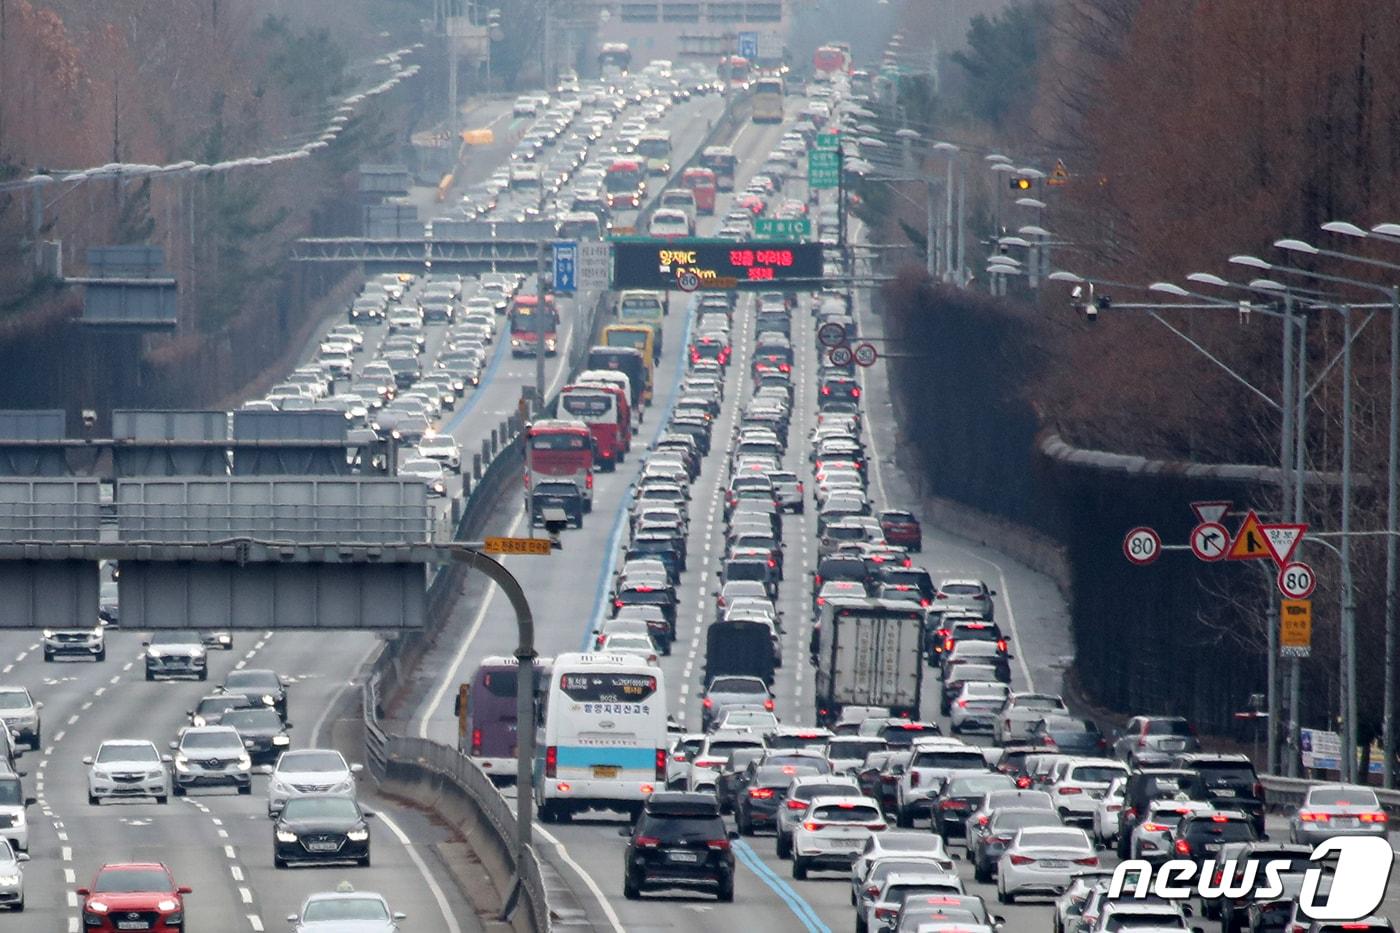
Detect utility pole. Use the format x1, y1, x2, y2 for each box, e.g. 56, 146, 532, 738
1274, 292, 1295, 777
956, 172, 966, 286
924, 179, 936, 279
535, 241, 547, 410
1386, 285, 1400, 787
1341, 305, 1357, 782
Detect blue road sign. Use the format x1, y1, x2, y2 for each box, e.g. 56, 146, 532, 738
738, 32, 758, 60
553, 241, 577, 293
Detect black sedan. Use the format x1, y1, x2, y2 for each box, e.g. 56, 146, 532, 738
220, 669, 288, 721
221, 707, 293, 765
273, 795, 373, 868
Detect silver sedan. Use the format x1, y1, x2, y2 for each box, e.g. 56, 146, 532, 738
1289, 783, 1391, 846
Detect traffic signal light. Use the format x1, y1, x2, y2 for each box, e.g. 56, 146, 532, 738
1009, 176, 1032, 191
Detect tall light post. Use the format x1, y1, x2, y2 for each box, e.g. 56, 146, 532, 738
933, 142, 959, 281
1316, 221, 1400, 786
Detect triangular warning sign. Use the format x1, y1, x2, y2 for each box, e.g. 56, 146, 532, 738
1227, 510, 1272, 561
1190, 500, 1232, 525
1262, 523, 1307, 568
1047, 159, 1070, 187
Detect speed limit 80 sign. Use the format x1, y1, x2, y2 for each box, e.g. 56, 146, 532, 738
1122, 527, 1162, 566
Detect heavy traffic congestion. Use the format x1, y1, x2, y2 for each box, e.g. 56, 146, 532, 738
0, 19, 1392, 933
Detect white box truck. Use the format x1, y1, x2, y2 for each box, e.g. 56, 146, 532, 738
813, 597, 926, 728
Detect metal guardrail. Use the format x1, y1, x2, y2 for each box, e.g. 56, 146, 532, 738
1261, 774, 1400, 813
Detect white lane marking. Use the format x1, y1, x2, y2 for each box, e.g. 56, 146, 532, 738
376, 810, 464, 933
27, 642, 37, 651
66, 714, 78, 725
0, 665, 10, 675
234, 660, 246, 670
211, 817, 222, 826
230, 865, 243, 881
535, 824, 625, 933
122, 661, 132, 671
415, 503, 526, 739
224, 845, 237, 859
64, 868, 75, 883
218, 829, 229, 839
109, 675, 120, 685
67, 891, 77, 907
240, 887, 253, 904
69, 917, 79, 933
81, 701, 91, 711
248, 915, 264, 932
14, 652, 24, 662
94, 687, 105, 697
61, 846, 71, 861
53, 730, 64, 743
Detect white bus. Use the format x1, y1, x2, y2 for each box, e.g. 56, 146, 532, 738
536, 653, 668, 821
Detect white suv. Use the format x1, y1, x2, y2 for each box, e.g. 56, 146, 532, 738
267, 748, 361, 817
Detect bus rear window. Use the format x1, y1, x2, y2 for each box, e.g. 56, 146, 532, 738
531, 434, 586, 450
479, 669, 518, 698
559, 673, 657, 703
562, 396, 612, 417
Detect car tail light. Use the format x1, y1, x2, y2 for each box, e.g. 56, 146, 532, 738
1042, 736, 1056, 747
1058, 787, 1082, 795
1009, 855, 1035, 865
613, 599, 623, 609
875, 907, 898, 921
1174, 838, 1191, 855
956, 699, 968, 709
867, 822, 887, 831
786, 799, 808, 810
655, 748, 667, 779
935, 593, 948, 600
852, 387, 861, 397
750, 787, 775, 799
881, 775, 898, 785
1016, 776, 1031, 789
1137, 737, 1147, 748
1107, 804, 1122, 812
975, 815, 990, 827
910, 772, 919, 788
803, 821, 824, 831
940, 799, 968, 809
1211, 814, 1230, 823
1360, 812, 1388, 823
635, 835, 661, 848
997, 639, 1008, 652
865, 883, 882, 898
1075, 856, 1099, 866
672, 752, 687, 762
920, 598, 931, 608
816, 597, 826, 606
471, 728, 483, 755
1142, 822, 1168, 832
1253, 781, 1264, 798
545, 746, 557, 778
1298, 811, 1329, 822
764, 698, 774, 711
586, 473, 594, 490
944, 638, 954, 652
988, 835, 1012, 845
703, 697, 713, 708
706, 837, 731, 850
1125, 807, 1138, 819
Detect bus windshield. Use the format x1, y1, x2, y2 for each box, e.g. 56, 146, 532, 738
605, 165, 644, 192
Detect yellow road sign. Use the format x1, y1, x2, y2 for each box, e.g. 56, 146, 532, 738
462, 128, 495, 145
1047, 159, 1070, 187
1280, 599, 1312, 657
1227, 510, 1271, 561
483, 536, 552, 556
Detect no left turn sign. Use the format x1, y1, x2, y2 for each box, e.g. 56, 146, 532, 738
818, 322, 847, 349
1190, 522, 1229, 562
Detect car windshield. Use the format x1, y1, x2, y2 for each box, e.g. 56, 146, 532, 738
1194, 763, 1258, 783
1019, 829, 1088, 848
1070, 766, 1127, 783
994, 810, 1062, 830
636, 815, 725, 842
1186, 820, 1256, 842
0, 780, 21, 806
942, 584, 984, 596
221, 709, 283, 730
1016, 696, 1063, 710
711, 678, 766, 695
829, 739, 886, 759
813, 803, 881, 822
180, 731, 241, 751
282, 797, 359, 820
1309, 787, 1379, 807
302, 897, 390, 921
1146, 719, 1193, 735
151, 631, 201, 646
224, 671, 279, 690
279, 752, 345, 773
0, 692, 29, 709
94, 868, 172, 892
97, 744, 158, 764
948, 775, 1012, 795
196, 697, 244, 715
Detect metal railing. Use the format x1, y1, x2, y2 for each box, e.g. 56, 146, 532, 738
1261, 774, 1400, 813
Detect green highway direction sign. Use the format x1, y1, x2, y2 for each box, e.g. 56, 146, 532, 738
814, 132, 840, 150
754, 217, 811, 239
808, 149, 840, 189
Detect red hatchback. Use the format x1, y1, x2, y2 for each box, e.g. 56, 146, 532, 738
79, 863, 190, 931
879, 509, 923, 552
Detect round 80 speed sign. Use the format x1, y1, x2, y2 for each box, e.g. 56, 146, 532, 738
1277, 561, 1316, 599
1122, 526, 1161, 566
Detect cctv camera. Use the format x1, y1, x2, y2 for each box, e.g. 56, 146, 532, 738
81, 409, 97, 429
1070, 285, 1083, 301
540, 506, 569, 546
1084, 302, 1098, 322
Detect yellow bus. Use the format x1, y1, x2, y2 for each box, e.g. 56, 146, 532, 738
753, 76, 785, 124
602, 324, 657, 401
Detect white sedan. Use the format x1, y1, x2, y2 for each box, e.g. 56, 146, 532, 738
85, 739, 171, 805
792, 795, 888, 880
399, 457, 447, 496
996, 826, 1098, 903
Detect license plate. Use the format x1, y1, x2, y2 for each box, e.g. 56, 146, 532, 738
668, 851, 699, 863
1041, 860, 1068, 868
592, 766, 619, 778
307, 842, 340, 852
1214, 788, 1236, 797
1089, 790, 1105, 799
1204, 843, 1222, 852
1335, 817, 1358, 827
1162, 740, 1186, 750
117, 924, 151, 931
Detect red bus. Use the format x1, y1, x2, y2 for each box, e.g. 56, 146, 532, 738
576, 371, 633, 442
560, 384, 625, 471
604, 159, 646, 209
509, 293, 559, 358
525, 419, 594, 511
681, 167, 717, 214
812, 45, 849, 81
718, 55, 751, 90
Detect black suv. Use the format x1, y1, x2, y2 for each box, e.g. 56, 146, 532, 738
531, 481, 584, 529
1170, 809, 1257, 865
1172, 752, 1266, 836
1116, 768, 1196, 857
620, 792, 736, 902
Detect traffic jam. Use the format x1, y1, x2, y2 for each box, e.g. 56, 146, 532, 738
449, 43, 1395, 933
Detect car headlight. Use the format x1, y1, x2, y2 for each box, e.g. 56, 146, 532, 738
87, 901, 109, 914
347, 829, 369, 842
146, 770, 163, 781
147, 647, 163, 658
261, 694, 275, 706
275, 830, 298, 843
174, 754, 190, 772
156, 899, 177, 912
237, 754, 251, 770
332, 779, 354, 794
190, 647, 205, 657
91, 626, 103, 638
272, 735, 290, 746
218, 633, 232, 644
42, 629, 54, 639
191, 716, 206, 728
432, 481, 445, 494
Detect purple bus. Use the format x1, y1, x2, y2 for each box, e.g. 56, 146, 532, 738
455, 655, 553, 783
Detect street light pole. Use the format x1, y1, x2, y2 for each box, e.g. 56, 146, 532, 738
934, 142, 958, 281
